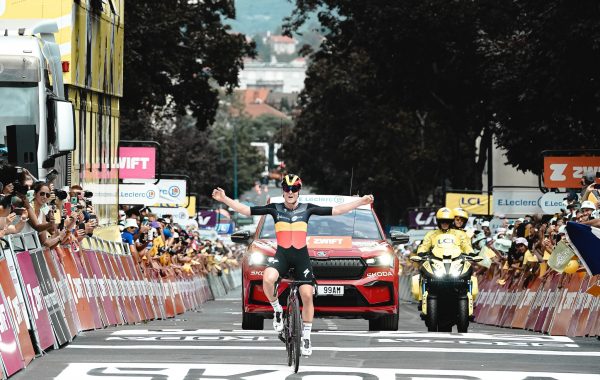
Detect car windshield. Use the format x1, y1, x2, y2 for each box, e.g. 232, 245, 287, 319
259, 209, 382, 240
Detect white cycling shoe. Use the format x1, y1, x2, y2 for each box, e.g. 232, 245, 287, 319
301, 338, 312, 356
273, 311, 283, 332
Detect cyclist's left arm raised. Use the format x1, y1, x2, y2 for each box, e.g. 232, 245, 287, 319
331, 195, 374, 215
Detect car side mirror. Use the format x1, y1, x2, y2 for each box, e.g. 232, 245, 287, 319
390, 231, 410, 245
231, 230, 252, 245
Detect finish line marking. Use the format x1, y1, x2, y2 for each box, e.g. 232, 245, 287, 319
67, 344, 600, 357
55, 363, 600, 380
109, 329, 574, 342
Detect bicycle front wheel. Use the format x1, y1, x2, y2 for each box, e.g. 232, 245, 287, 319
291, 296, 302, 373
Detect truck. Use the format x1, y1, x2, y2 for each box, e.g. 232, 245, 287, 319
0, 0, 123, 233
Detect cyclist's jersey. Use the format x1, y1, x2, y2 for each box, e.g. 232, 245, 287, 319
250, 203, 333, 249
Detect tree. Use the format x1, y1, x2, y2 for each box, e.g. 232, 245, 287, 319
120, 0, 256, 205
282, 1, 496, 224
481, 0, 600, 173
121, 0, 255, 138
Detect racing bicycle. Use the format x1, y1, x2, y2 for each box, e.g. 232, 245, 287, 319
274, 273, 313, 373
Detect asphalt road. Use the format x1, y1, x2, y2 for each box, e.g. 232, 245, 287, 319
11, 286, 600, 380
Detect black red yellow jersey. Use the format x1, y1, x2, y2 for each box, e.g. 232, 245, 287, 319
251, 203, 333, 249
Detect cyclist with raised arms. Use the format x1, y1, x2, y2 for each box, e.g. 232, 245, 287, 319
212, 174, 374, 356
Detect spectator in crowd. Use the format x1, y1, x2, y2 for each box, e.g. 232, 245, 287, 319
481, 221, 491, 239
579, 201, 596, 222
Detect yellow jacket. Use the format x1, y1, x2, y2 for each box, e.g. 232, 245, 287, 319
417, 229, 474, 255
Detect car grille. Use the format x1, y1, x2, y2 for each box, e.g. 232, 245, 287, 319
310, 258, 366, 280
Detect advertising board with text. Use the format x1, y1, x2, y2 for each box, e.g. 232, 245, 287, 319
543, 156, 600, 188
118, 147, 156, 180
119, 180, 187, 207
408, 209, 437, 229
493, 189, 560, 216
445, 193, 492, 215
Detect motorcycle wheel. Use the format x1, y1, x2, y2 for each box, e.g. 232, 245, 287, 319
457, 298, 469, 333
426, 297, 438, 332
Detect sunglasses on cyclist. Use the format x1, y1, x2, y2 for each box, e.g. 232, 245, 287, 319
282, 184, 301, 193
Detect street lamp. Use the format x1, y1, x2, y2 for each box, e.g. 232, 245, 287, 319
232, 121, 238, 200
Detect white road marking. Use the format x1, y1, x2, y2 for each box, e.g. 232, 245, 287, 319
109, 329, 573, 342
55, 363, 600, 380
66, 344, 600, 357
323, 318, 338, 330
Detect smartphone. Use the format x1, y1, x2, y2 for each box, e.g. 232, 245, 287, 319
64, 202, 72, 217
13, 207, 26, 216
78, 222, 86, 230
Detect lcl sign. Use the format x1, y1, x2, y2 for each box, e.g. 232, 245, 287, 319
118, 147, 156, 179
543, 156, 600, 188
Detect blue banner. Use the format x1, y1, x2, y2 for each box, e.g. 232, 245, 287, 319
566, 222, 600, 275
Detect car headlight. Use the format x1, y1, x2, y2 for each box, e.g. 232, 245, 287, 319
365, 253, 394, 267
249, 252, 266, 266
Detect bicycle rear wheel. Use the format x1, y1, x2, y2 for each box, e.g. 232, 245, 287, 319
291, 294, 302, 373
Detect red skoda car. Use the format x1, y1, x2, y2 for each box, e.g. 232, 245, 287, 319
232, 195, 408, 331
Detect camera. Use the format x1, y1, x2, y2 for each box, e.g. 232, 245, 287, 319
54, 189, 68, 200
11, 180, 29, 195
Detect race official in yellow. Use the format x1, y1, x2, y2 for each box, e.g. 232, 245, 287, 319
417, 208, 475, 256
451, 207, 475, 255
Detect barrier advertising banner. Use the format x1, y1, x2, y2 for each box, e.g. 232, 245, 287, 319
61, 246, 96, 331
119, 147, 156, 180
72, 248, 103, 329
445, 193, 492, 215
15, 251, 55, 351
543, 156, 600, 188
85, 250, 118, 326
0, 286, 24, 377
0, 257, 34, 368
43, 249, 78, 339
30, 250, 70, 346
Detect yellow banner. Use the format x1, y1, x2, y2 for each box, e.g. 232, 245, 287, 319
445, 193, 493, 215
186, 196, 197, 218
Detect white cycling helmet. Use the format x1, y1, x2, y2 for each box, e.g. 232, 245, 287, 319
581, 200, 596, 210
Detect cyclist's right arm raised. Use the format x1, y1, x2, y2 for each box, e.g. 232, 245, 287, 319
211, 187, 252, 216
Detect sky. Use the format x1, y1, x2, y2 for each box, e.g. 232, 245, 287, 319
227, 0, 296, 36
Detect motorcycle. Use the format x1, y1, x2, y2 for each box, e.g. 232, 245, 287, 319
410, 233, 481, 332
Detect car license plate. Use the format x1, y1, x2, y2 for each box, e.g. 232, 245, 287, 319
317, 285, 344, 296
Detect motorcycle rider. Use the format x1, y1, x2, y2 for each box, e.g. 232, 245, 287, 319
452, 207, 475, 254
417, 207, 474, 257
452, 208, 469, 231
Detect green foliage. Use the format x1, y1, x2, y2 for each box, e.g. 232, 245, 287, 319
482, 0, 600, 174
284, 0, 600, 224
283, 0, 493, 224
120, 0, 256, 205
